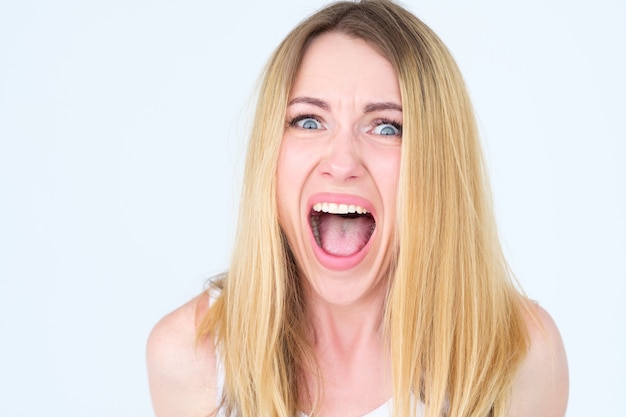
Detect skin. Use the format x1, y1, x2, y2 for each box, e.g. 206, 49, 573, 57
146, 33, 568, 417
276, 33, 403, 415
277, 33, 403, 310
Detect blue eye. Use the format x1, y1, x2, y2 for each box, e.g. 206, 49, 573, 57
290, 115, 322, 130
301, 119, 320, 129
372, 121, 402, 136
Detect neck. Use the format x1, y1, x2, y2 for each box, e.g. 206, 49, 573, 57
300, 282, 392, 417
304, 280, 387, 354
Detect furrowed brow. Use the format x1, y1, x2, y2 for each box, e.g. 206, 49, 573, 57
364, 102, 402, 113
287, 96, 330, 111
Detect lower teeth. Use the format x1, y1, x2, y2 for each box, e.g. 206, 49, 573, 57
310, 215, 322, 247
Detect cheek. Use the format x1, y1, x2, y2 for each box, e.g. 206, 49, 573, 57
387, 151, 401, 183
276, 142, 306, 225
372, 149, 401, 230
370, 148, 402, 197
276, 139, 315, 192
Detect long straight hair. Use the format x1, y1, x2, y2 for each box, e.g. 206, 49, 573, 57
199, 1, 529, 416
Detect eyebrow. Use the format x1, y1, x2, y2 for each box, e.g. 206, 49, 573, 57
288, 96, 402, 113
287, 96, 330, 110
363, 102, 402, 113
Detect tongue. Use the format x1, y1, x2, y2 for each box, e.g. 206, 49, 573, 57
318, 214, 374, 256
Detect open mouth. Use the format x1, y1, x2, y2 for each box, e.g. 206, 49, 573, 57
309, 202, 376, 257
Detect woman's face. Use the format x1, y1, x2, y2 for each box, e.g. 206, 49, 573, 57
277, 32, 402, 305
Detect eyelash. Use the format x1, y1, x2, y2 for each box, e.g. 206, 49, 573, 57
372, 118, 403, 136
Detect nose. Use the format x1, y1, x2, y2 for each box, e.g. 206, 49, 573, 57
318, 128, 365, 182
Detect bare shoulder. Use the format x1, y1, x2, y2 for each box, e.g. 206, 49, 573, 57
508, 299, 569, 417
146, 293, 218, 417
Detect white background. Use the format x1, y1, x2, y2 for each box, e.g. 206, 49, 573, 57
1, 0, 624, 416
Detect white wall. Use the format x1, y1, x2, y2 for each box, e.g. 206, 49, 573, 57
0, 1, 623, 416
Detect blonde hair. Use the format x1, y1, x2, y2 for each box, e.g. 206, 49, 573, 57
199, 1, 529, 416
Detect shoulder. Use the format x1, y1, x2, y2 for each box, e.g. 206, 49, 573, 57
508, 299, 569, 417
146, 293, 218, 417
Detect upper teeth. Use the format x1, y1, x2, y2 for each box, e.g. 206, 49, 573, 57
312, 202, 369, 215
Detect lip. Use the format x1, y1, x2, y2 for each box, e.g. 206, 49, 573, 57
307, 193, 377, 271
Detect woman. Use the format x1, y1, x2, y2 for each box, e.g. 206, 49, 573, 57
147, 1, 568, 416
